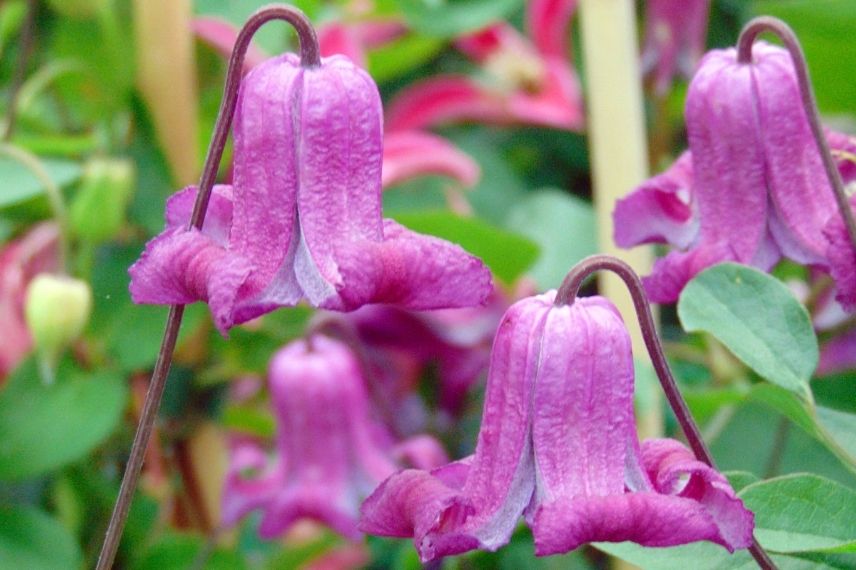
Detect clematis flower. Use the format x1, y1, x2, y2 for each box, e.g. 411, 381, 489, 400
129, 54, 492, 334
641, 0, 711, 94
221, 335, 447, 540
359, 292, 753, 560
385, 0, 584, 131
614, 43, 845, 303
0, 223, 59, 379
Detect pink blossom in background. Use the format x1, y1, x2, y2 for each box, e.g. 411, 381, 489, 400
221, 336, 447, 540
386, 0, 584, 131
360, 292, 753, 560
641, 0, 711, 94
0, 223, 58, 379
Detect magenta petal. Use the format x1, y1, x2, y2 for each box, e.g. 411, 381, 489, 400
258, 484, 362, 541
527, 0, 576, 61
824, 198, 856, 311
221, 441, 281, 528
325, 220, 492, 311
382, 130, 480, 189
192, 17, 267, 72
613, 152, 697, 249
642, 245, 734, 303
818, 328, 856, 375
828, 129, 856, 183
534, 493, 730, 555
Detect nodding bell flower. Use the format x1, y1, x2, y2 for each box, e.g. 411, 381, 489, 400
221, 335, 447, 540
129, 54, 492, 334
359, 292, 753, 561
641, 0, 711, 94
615, 42, 846, 303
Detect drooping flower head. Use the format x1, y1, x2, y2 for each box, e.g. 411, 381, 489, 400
221, 335, 447, 540
129, 53, 492, 334
641, 0, 711, 94
359, 292, 753, 560
615, 42, 842, 303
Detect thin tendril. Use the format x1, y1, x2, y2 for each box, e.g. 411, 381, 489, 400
736, 16, 856, 257
555, 255, 777, 570
95, 6, 320, 570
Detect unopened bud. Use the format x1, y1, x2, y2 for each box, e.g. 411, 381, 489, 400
25, 274, 92, 376
70, 158, 135, 242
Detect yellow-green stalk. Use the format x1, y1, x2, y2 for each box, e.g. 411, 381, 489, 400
579, 0, 661, 441
133, 0, 199, 185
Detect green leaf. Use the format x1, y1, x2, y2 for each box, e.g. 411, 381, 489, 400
750, 0, 856, 114
132, 533, 247, 570
395, 0, 523, 37
505, 189, 597, 289
739, 474, 856, 553
596, 542, 819, 570
367, 34, 446, 83
677, 264, 818, 395
393, 210, 538, 284
0, 359, 127, 480
0, 156, 81, 208
0, 506, 82, 570
749, 384, 856, 474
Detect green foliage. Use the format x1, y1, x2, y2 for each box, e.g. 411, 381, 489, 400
0, 156, 81, 208
0, 506, 83, 570
678, 264, 818, 396
395, 0, 523, 37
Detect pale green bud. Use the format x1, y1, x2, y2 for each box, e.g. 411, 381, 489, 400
70, 157, 135, 243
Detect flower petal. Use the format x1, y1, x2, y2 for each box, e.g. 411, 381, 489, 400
527, 0, 577, 61
321, 220, 492, 311
613, 151, 698, 249
641, 244, 733, 304
824, 197, 856, 311
382, 130, 480, 189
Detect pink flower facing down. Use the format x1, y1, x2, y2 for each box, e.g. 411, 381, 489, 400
359, 292, 753, 561
385, 0, 584, 131
221, 335, 447, 540
614, 42, 842, 303
129, 54, 492, 334
641, 0, 711, 94
193, 16, 480, 192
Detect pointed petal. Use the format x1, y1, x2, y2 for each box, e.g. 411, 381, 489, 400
527, 0, 577, 61
642, 244, 734, 304
818, 327, 856, 375
192, 17, 267, 72
318, 23, 366, 68
828, 128, 856, 183
824, 199, 856, 311
386, 76, 508, 132
229, 54, 303, 300
394, 435, 450, 470
530, 296, 635, 509
755, 44, 836, 263
322, 220, 492, 311
639, 439, 754, 550
507, 59, 585, 130
613, 152, 698, 249
456, 24, 527, 63
685, 47, 768, 262
382, 130, 480, 189
164, 185, 234, 245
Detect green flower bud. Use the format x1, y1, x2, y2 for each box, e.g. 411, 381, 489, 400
24, 274, 92, 377
70, 157, 134, 243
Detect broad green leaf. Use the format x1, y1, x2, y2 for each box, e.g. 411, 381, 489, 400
505, 189, 597, 289
739, 474, 856, 553
368, 35, 445, 83
393, 210, 538, 284
749, 384, 856, 475
0, 156, 81, 208
596, 542, 826, 570
396, 0, 523, 37
726, 471, 760, 492
0, 359, 127, 480
0, 506, 82, 570
750, 0, 856, 114
677, 264, 818, 395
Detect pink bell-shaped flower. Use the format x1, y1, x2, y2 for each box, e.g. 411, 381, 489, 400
359, 292, 754, 560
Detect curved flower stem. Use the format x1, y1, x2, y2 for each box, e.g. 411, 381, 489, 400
2, 0, 36, 141
95, 6, 320, 570
737, 16, 856, 256
555, 254, 777, 570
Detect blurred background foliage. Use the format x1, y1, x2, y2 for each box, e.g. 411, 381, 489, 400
1, 0, 856, 568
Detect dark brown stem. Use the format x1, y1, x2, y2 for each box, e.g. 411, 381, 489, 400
2, 0, 37, 141
737, 16, 856, 257
95, 6, 319, 569
555, 255, 777, 570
